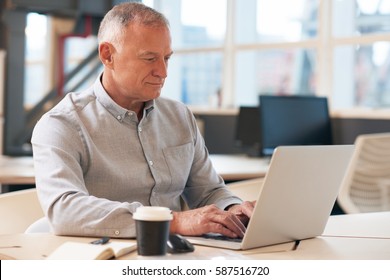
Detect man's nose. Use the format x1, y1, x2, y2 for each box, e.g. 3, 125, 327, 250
153, 58, 168, 78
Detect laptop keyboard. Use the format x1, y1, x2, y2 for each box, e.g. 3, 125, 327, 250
201, 233, 243, 243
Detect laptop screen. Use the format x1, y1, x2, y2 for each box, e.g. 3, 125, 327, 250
259, 95, 333, 156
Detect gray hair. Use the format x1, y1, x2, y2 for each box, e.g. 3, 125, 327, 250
97, 2, 170, 45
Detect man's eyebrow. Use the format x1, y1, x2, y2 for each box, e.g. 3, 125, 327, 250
139, 51, 174, 57
139, 51, 158, 56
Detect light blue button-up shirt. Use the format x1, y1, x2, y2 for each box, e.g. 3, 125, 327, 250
31, 75, 242, 238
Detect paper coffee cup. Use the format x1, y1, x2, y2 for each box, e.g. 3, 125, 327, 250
133, 206, 173, 256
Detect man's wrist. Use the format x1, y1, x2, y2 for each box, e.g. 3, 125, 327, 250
224, 204, 239, 211
169, 211, 179, 233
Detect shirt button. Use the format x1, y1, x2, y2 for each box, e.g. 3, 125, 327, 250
116, 115, 122, 120
149, 160, 154, 166
138, 127, 142, 132
114, 230, 120, 236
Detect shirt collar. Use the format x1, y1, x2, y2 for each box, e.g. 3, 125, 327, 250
144, 100, 155, 118
94, 73, 155, 122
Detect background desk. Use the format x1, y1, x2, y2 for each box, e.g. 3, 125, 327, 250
1, 212, 389, 260
0, 156, 35, 185
209, 154, 269, 181
0, 154, 268, 187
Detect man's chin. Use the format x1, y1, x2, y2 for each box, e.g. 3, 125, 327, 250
150, 91, 162, 99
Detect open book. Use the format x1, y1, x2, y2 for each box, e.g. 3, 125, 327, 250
47, 241, 137, 260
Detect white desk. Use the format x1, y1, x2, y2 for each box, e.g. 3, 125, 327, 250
1, 212, 389, 260
323, 211, 390, 238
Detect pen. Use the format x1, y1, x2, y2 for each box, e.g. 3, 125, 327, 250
90, 237, 110, 245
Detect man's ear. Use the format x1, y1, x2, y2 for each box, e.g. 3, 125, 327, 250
99, 42, 115, 69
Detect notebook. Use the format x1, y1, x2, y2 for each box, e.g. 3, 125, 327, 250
47, 241, 137, 260
187, 145, 354, 250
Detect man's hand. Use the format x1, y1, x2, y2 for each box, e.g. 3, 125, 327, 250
226, 201, 256, 226
170, 202, 255, 238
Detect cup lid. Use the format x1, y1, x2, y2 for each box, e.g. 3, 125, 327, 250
133, 206, 173, 221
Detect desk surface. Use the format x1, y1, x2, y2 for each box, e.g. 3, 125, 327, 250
323, 211, 390, 238
0, 156, 35, 185
1, 212, 389, 260
0, 154, 268, 185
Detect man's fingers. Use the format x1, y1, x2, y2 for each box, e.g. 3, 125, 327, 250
240, 201, 256, 218
228, 201, 256, 218
171, 205, 247, 238
209, 212, 246, 238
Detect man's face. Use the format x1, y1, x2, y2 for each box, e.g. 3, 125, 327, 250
109, 23, 173, 105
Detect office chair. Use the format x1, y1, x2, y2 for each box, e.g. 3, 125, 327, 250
25, 216, 50, 233
0, 188, 45, 234
337, 133, 390, 213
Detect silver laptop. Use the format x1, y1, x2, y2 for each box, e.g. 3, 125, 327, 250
187, 145, 354, 250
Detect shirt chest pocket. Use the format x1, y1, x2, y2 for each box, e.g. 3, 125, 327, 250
163, 142, 194, 189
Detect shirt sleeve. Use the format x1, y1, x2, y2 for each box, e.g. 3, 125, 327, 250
31, 111, 141, 238
181, 108, 243, 210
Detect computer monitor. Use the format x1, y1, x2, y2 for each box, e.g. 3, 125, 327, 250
259, 95, 333, 156
235, 106, 262, 157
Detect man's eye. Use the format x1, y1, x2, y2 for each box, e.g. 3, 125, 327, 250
144, 57, 156, 62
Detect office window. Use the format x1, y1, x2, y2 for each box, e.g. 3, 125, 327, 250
144, 0, 390, 113
147, 0, 319, 108
334, 0, 390, 37
332, 0, 390, 109
154, 0, 226, 49
164, 52, 222, 106
257, 0, 318, 41
148, 0, 226, 107
24, 13, 50, 108
235, 48, 316, 106
333, 42, 390, 108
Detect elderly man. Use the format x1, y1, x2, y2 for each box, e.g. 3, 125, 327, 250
32, 2, 254, 239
